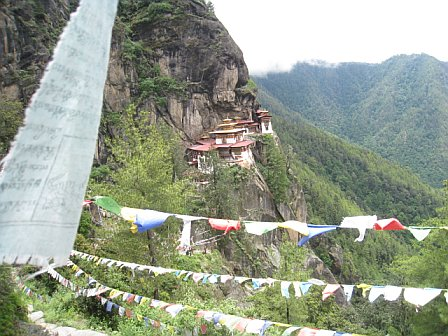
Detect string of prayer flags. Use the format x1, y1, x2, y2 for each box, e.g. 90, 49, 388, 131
133, 210, 172, 233
403, 288, 442, 307
293, 282, 303, 298
71, 250, 448, 308
178, 219, 192, 254
297, 327, 325, 335
342, 285, 355, 302
16, 279, 44, 301
244, 221, 279, 235
92, 196, 443, 244
120, 207, 148, 222
281, 281, 292, 298
407, 227, 432, 241
368, 286, 386, 303
356, 284, 373, 298
93, 196, 206, 236
97, 295, 170, 332
278, 221, 310, 235
383, 286, 403, 301
61, 261, 358, 336
299, 282, 313, 295
282, 326, 302, 336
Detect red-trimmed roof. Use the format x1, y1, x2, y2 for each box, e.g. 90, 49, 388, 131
230, 140, 254, 147
213, 143, 232, 148
235, 120, 254, 124
213, 140, 254, 149
209, 128, 246, 134
188, 143, 213, 151
197, 138, 214, 145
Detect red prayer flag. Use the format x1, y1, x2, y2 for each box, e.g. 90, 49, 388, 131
373, 218, 405, 230
208, 218, 241, 234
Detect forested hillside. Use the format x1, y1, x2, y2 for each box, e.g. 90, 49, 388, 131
258, 88, 443, 287
258, 89, 442, 226
254, 54, 448, 187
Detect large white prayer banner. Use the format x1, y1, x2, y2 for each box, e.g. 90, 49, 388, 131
0, 0, 118, 266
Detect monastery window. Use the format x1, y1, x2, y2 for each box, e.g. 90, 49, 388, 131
233, 148, 242, 155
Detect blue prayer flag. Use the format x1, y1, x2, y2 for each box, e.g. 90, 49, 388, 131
298, 225, 338, 246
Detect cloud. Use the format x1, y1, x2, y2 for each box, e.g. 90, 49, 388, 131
212, 0, 448, 75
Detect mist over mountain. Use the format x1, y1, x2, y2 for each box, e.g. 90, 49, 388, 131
254, 54, 448, 186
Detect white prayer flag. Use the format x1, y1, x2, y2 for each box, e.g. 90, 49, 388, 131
0, 0, 118, 266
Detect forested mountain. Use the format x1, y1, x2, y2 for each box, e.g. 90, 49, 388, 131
258, 88, 443, 287
254, 54, 448, 187
258, 89, 442, 225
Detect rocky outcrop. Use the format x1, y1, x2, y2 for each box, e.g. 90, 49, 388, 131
1, 0, 342, 303
305, 253, 347, 305
107, 1, 258, 142
0, 0, 77, 102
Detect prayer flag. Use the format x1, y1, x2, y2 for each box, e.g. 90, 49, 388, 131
94, 196, 122, 216
0, 0, 118, 266
209, 218, 241, 233
373, 218, 405, 230
298, 225, 337, 246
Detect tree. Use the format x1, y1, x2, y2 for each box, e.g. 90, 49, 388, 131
201, 152, 239, 219
258, 135, 290, 203
0, 98, 23, 155
391, 180, 448, 335
93, 104, 191, 214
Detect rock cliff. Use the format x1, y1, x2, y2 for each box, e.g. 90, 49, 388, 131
0, 0, 344, 292
0, 0, 77, 101
101, 0, 257, 143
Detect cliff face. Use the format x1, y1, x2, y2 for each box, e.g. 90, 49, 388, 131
0, 0, 77, 101
0, 0, 343, 286
101, 0, 257, 143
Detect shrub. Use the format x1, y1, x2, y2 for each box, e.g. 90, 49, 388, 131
0, 266, 27, 336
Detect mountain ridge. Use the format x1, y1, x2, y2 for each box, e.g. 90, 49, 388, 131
257, 87, 442, 225
254, 53, 448, 186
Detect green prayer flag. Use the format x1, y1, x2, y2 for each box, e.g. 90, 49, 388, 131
94, 196, 122, 215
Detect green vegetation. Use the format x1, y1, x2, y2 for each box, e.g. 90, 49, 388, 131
255, 54, 448, 186
199, 154, 240, 219
5, 1, 448, 335
131, 2, 175, 26
239, 78, 258, 95
139, 75, 187, 104
258, 89, 442, 225
0, 99, 23, 155
258, 135, 291, 203
257, 89, 443, 291
391, 184, 448, 335
90, 104, 191, 213
0, 266, 27, 336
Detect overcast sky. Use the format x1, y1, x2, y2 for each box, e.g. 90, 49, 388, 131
211, 0, 448, 75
